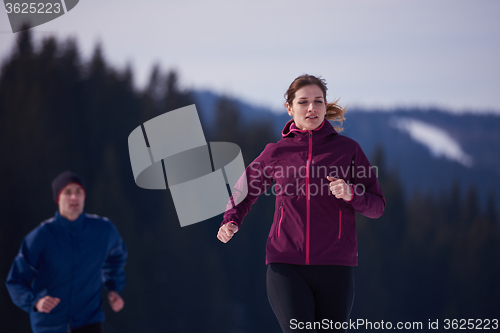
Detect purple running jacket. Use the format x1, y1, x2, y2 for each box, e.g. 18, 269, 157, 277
223, 119, 385, 266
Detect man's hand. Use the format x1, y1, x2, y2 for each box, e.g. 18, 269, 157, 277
217, 223, 239, 243
35, 295, 61, 313
108, 291, 124, 312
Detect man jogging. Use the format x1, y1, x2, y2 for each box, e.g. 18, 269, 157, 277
6, 171, 127, 333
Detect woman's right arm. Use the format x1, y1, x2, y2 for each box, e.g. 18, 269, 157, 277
218, 146, 275, 243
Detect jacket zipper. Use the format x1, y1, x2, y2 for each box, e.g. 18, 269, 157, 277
306, 131, 313, 264
69, 223, 76, 324
338, 209, 342, 239
278, 205, 283, 237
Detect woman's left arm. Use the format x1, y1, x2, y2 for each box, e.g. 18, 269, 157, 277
345, 145, 386, 219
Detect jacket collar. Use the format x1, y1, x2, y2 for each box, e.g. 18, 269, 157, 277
55, 210, 86, 231
282, 119, 337, 139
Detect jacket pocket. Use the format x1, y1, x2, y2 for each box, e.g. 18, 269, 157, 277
269, 204, 283, 239
341, 207, 357, 244
277, 205, 283, 237
338, 208, 342, 239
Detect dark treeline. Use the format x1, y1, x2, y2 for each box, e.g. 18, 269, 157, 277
0, 30, 498, 332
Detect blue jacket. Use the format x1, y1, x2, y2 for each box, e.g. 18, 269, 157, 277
5, 211, 127, 333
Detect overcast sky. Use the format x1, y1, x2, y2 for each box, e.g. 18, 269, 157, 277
1, 0, 499, 113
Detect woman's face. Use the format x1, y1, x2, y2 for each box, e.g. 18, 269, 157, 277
286, 84, 326, 131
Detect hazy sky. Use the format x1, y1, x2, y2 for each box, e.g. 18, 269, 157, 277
1, 0, 499, 113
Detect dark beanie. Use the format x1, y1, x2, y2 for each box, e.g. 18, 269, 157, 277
51, 171, 86, 203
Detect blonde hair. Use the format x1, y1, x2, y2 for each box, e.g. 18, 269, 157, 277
325, 98, 346, 133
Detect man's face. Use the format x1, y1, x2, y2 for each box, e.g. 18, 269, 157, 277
58, 183, 85, 220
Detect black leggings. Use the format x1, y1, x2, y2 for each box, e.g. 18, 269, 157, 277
267, 263, 354, 333
71, 322, 103, 333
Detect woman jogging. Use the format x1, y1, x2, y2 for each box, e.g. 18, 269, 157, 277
217, 74, 385, 332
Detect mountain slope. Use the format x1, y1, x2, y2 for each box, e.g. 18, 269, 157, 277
193, 90, 500, 209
